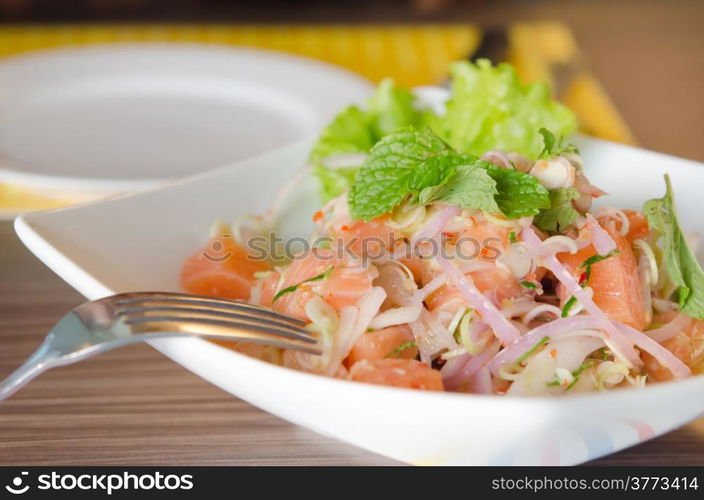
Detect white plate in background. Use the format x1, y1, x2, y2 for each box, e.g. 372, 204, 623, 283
0, 44, 373, 197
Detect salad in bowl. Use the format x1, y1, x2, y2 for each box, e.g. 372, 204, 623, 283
180, 61, 703, 397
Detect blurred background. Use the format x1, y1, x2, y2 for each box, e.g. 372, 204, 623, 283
0, 0, 702, 158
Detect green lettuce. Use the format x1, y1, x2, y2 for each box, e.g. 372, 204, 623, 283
428, 60, 577, 159
311, 60, 577, 201
310, 79, 422, 201
644, 175, 704, 319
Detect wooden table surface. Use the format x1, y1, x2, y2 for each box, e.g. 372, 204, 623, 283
2, 0, 704, 466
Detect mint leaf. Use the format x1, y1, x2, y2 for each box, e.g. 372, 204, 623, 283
481, 161, 550, 218
408, 153, 477, 198
644, 175, 704, 319
349, 127, 449, 221
534, 187, 580, 232
311, 80, 422, 200
419, 165, 499, 213
538, 128, 556, 159
538, 127, 579, 160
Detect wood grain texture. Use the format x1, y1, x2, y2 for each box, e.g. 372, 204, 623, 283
2, 0, 704, 466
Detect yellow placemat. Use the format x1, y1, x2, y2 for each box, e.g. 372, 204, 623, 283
0, 23, 634, 214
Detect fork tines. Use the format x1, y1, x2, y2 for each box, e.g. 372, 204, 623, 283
113, 292, 317, 346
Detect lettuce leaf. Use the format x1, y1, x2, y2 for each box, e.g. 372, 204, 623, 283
310, 79, 421, 201
428, 60, 577, 160
644, 175, 704, 319
311, 60, 577, 202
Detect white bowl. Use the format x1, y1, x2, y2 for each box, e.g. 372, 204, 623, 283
14, 132, 704, 465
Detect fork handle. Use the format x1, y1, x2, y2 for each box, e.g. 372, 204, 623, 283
0, 337, 60, 401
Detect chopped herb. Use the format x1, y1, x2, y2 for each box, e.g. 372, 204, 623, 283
272, 266, 334, 302
597, 347, 610, 360
561, 296, 577, 317
538, 127, 580, 159
547, 360, 595, 390
580, 250, 620, 286
521, 281, 537, 290
566, 360, 595, 390
509, 231, 516, 243
581, 250, 621, 269
516, 336, 550, 365
533, 187, 581, 233
385, 340, 418, 358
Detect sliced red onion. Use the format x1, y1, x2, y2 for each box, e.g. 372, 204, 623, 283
586, 214, 617, 255
522, 304, 563, 325
480, 150, 512, 169
488, 316, 606, 375
415, 274, 447, 301
412, 205, 460, 243
593, 206, 630, 235
487, 314, 691, 380
645, 313, 693, 343
469, 366, 494, 394
443, 341, 501, 389
521, 227, 640, 366
434, 243, 521, 345
618, 323, 691, 379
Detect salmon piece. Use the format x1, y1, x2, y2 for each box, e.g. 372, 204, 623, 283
272, 248, 377, 320
272, 249, 337, 320
643, 312, 704, 381
348, 358, 443, 391
181, 236, 269, 300
254, 271, 281, 308
345, 325, 417, 367
321, 267, 377, 310
558, 225, 646, 330
332, 215, 396, 259
471, 266, 523, 302
623, 209, 649, 243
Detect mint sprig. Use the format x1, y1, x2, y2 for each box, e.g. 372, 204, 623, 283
533, 187, 581, 233
538, 127, 579, 159
349, 127, 550, 222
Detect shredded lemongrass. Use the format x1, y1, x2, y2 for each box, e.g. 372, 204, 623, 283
498, 363, 523, 381
482, 211, 520, 229
458, 310, 488, 355
448, 307, 469, 339
523, 304, 562, 325
441, 347, 468, 360
542, 235, 579, 254
385, 340, 417, 358
593, 206, 630, 235
596, 361, 630, 390
633, 238, 659, 286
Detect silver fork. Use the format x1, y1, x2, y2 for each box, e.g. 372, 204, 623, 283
0, 291, 319, 400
